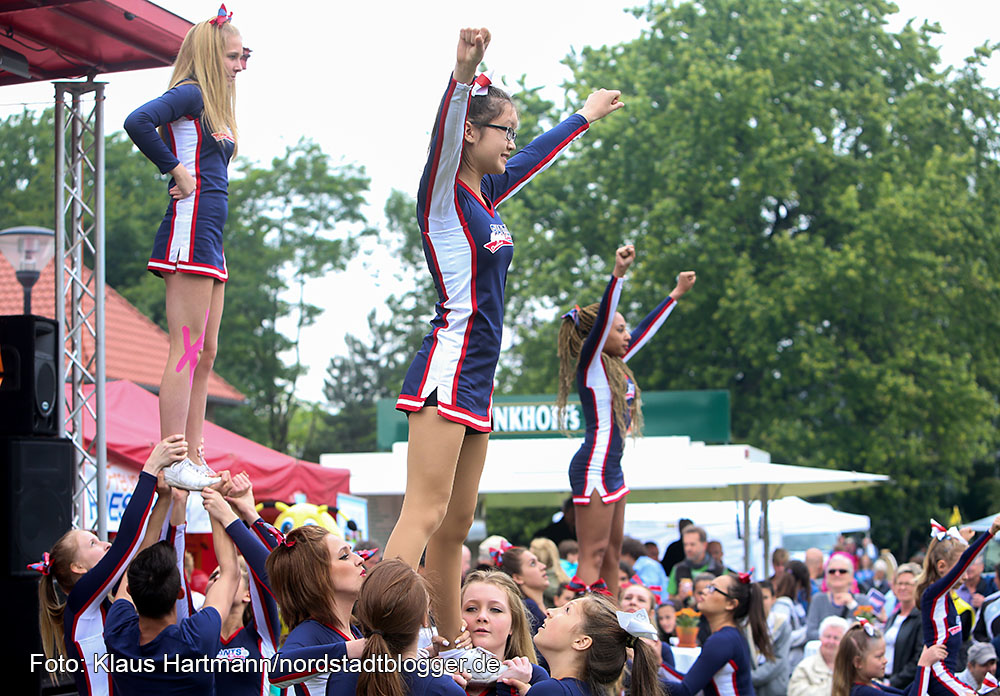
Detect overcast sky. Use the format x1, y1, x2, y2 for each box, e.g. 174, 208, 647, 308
1, 1, 997, 403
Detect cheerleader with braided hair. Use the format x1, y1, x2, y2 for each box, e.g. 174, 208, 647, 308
557, 244, 695, 598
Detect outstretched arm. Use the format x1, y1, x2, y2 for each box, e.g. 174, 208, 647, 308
68, 435, 186, 615
200, 488, 240, 618
623, 270, 696, 362
576, 88, 626, 123
578, 245, 635, 371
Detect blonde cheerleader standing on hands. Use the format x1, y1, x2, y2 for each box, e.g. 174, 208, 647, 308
124, 5, 249, 490
387, 26, 625, 656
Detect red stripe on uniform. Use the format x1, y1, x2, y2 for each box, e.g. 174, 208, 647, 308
494, 122, 589, 206
451, 203, 478, 405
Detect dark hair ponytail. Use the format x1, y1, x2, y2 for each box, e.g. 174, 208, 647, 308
729, 577, 773, 660
579, 594, 660, 696
355, 559, 430, 696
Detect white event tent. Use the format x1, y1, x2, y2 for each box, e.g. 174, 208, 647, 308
322, 435, 888, 574
625, 496, 872, 574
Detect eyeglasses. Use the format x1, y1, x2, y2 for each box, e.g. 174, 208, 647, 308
705, 585, 732, 598
827, 568, 851, 575
473, 123, 517, 142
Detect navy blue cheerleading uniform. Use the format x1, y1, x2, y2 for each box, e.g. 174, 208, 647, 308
523, 597, 547, 636
921, 531, 995, 696
664, 625, 755, 696
396, 75, 590, 431
850, 667, 930, 696
62, 471, 158, 696
125, 82, 234, 282
569, 275, 679, 505
325, 665, 467, 696
523, 677, 592, 696
211, 519, 282, 696
270, 620, 362, 695
103, 601, 222, 696
468, 664, 549, 696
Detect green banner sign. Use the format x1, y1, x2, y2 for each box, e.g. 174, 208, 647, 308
376, 390, 730, 451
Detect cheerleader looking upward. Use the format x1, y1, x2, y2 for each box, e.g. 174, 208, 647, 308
124, 4, 248, 491
386, 25, 625, 649
916, 515, 1000, 696
32, 435, 186, 696
557, 245, 695, 598
832, 622, 946, 696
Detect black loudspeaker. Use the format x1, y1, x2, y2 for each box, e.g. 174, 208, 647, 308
2, 437, 74, 577
0, 315, 58, 436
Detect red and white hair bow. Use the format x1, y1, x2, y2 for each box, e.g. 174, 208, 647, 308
930, 519, 964, 543
857, 617, 877, 637
489, 540, 513, 567
209, 4, 232, 25
28, 552, 51, 576
472, 72, 493, 97
356, 547, 379, 561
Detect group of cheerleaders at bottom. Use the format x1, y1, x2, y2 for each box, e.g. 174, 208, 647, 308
35, 434, 1000, 696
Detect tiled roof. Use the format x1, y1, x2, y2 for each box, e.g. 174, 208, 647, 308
0, 255, 244, 403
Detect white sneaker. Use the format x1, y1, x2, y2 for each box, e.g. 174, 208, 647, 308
163, 458, 221, 491
439, 646, 507, 683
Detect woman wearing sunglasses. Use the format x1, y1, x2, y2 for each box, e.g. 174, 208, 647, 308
805, 552, 867, 641
662, 573, 773, 696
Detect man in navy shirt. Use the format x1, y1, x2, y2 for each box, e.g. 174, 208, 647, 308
104, 487, 241, 695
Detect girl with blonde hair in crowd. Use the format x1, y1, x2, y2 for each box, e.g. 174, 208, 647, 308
915, 515, 1000, 696
831, 621, 944, 696
458, 569, 549, 695
530, 538, 571, 607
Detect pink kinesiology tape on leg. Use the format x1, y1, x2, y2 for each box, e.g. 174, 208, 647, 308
175, 309, 210, 388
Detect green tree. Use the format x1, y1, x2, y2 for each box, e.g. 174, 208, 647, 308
496, 0, 1000, 556
212, 139, 371, 453
321, 189, 432, 452
0, 109, 54, 228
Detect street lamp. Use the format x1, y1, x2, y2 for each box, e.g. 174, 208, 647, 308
0, 226, 56, 315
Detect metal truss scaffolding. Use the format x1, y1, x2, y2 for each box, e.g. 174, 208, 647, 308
54, 79, 108, 539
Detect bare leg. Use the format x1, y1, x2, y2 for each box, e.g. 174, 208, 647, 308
598, 497, 627, 598
574, 491, 616, 587
185, 280, 224, 453
425, 430, 489, 639
160, 274, 215, 439
383, 408, 468, 568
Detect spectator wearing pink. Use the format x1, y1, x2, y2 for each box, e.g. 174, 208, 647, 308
805, 552, 867, 641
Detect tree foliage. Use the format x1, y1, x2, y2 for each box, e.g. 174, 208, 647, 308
320, 189, 432, 452
212, 139, 371, 453
497, 0, 1000, 556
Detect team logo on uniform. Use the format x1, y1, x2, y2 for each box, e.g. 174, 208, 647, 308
212, 131, 235, 144
484, 224, 513, 253
216, 646, 251, 661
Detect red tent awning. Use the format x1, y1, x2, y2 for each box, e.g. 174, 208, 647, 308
73, 379, 350, 504
0, 0, 192, 87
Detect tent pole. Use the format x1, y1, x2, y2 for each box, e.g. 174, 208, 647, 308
742, 485, 751, 573
761, 484, 770, 577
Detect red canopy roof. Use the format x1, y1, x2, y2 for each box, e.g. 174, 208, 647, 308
76, 379, 350, 505
0, 0, 192, 87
